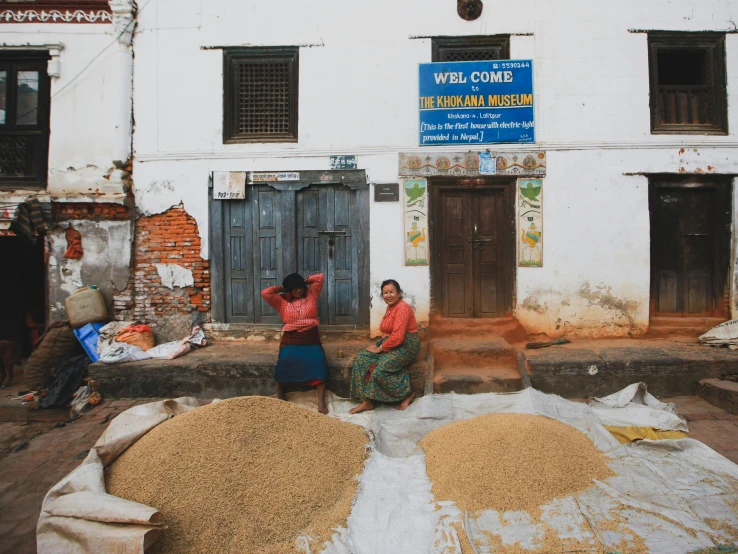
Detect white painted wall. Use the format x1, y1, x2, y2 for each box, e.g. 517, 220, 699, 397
0, 22, 130, 195
131, 0, 738, 336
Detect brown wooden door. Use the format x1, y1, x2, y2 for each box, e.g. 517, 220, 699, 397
438, 188, 510, 318
651, 184, 730, 317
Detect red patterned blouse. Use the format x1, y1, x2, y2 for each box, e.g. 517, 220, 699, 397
379, 299, 418, 352
261, 274, 324, 332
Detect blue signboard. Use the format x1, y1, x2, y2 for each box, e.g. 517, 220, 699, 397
419, 60, 534, 146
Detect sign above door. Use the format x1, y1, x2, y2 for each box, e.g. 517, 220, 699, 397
419, 60, 535, 146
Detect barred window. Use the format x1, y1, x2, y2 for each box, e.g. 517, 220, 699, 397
648, 32, 727, 135
223, 48, 299, 143
0, 52, 50, 189
432, 36, 510, 62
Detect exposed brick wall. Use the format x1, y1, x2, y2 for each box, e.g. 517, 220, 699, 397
113, 204, 210, 327
54, 203, 130, 221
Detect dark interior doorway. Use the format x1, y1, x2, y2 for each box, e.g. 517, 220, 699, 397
0, 234, 46, 356
649, 177, 731, 318
431, 179, 515, 318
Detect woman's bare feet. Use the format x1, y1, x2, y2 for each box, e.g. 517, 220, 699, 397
396, 391, 415, 410
349, 399, 374, 414
276, 382, 287, 401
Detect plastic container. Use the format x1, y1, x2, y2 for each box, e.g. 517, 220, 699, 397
65, 286, 109, 329
73, 322, 105, 363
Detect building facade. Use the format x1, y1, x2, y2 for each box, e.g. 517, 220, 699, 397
0, 0, 135, 353
130, 0, 738, 339
4, 0, 738, 346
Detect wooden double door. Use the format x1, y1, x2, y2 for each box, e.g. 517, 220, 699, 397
212, 182, 369, 325
650, 180, 731, 317
433, 183, 514, 318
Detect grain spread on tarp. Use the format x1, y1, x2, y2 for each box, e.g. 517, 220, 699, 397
421, 413, 615, 515
106, 396, 369, 553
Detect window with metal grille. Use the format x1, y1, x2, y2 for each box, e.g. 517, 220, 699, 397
431, 36, 510, 62
0, 52, 50, 189
648, 33, 727, 135
223, 48, 298, 143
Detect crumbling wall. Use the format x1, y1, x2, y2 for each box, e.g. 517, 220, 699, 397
114, 205, 210, 342
48, 205, 133, 323
517, 282, 648, 339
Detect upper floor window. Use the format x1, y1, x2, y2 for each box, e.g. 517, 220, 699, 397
431, 36, 510, 62
223, 47, 299, 144
0, 52, 50, 189
648, 32, 727, 135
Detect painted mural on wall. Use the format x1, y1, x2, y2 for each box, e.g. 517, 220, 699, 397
518, 178, 543, 267
403, 179, 429, 266
398, 151, 545, 177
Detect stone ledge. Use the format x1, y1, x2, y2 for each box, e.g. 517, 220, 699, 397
699, 379, 738, 415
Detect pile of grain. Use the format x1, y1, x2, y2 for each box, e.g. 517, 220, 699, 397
420, 413, 614, 514
106, 396, 368, 554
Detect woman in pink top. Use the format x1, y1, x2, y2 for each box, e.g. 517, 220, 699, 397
349, 279, 420, 413
261, 273, 329, 414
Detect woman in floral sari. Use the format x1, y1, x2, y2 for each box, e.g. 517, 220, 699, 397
349, 279, 420, 414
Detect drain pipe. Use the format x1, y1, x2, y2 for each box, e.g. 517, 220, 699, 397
108, 0, 137, 180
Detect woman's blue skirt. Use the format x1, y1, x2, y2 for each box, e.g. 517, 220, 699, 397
274, 345, 329, 384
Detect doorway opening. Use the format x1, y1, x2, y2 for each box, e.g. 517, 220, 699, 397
649, 176, 731, 319
0, 234, 46, 356
430, 178, 515, 318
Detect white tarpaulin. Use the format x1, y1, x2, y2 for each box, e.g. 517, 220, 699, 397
588, 382, 689, 432
38, 386, 738, 553
700, 319, 738, 349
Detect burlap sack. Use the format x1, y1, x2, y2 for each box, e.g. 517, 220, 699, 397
24, 324, 83, 389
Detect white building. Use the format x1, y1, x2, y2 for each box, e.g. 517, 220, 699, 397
8, 0, 738, 344
0, 0, 135, 354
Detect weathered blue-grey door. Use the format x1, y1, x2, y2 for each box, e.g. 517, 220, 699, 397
297, 185, 360, 325
251, 186, 283, 324
222, 199, 253, 323
210, 171, 369, 326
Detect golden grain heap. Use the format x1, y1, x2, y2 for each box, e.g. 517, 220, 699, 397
421, 413, 614, 514
106, 396, 368, 554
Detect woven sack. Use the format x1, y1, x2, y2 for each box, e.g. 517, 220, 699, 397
24, 324, 83, 389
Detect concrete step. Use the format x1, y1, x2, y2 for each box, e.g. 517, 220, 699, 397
699, 378, 738, 414
428, 336, 522, 394
204, 323, 371, 343
428, 316, 527, 343
429, 337, 515, 366
433, 362, 523, 394
647, 317, 726, 339
90, 341, 431, 401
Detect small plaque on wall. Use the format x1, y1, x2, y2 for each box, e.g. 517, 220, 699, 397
374, 183, 400, 202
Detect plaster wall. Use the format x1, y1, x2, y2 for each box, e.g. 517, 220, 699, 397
47, 219, 133, 322
131, 0, 738, 336
0, 23, 129, 195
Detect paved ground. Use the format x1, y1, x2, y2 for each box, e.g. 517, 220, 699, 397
0, 394, 736, 553
0, 398, 153, 554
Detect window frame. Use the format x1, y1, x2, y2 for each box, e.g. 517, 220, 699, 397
0, 51, 50, 190
648, 32, 728, 135
222, 47, 299, 144
431, 35, 510, 62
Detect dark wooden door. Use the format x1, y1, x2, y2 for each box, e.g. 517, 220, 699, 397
438, 188, 510, 318
297, 185, 359, 325
651, 184, 730, 317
